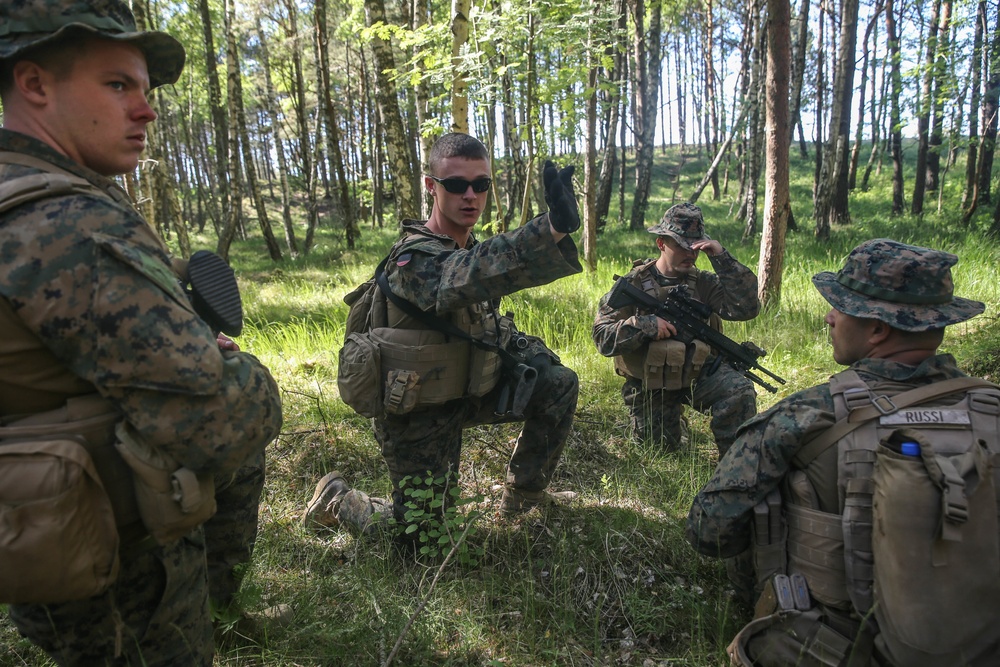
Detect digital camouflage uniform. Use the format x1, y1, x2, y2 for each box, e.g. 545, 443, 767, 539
686, 240, 993, 666
0, 66, 281, 667
324, 215, 582, 532
593, 205, 759, 454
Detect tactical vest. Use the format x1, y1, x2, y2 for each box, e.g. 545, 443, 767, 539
752, 369, 1000, 666
614, 260, 721, 390
373, 230, 508, 409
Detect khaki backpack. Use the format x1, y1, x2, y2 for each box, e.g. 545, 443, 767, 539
742, 370, 1000, 666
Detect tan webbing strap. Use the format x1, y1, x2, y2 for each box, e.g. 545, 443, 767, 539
794, 377, 998, 468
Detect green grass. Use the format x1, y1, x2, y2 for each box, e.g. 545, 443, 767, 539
3, 144, 1000, 666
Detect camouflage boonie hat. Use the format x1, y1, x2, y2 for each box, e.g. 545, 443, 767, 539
0, 0, 185, 89
647, 203, 710, 250
812, 238, 985, 332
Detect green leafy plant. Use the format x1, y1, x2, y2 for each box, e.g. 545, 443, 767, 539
391, 472, 485, 566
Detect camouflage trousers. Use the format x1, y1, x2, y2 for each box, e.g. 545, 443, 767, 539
206, 451, 266, 608
336, 359, 578, 532
8, 532, 213, 667
622, 358, 756, 455
9, 453, 266, 665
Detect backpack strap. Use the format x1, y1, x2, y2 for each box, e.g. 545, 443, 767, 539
794, 374, 997, 468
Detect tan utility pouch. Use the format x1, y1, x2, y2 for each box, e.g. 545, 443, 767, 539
338, 332, 383, 418
619, 339, 711, 391
373, 327, 470, 412
114, 422, 216, 545
0, 436, 120, 604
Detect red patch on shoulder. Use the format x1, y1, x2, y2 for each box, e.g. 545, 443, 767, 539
396, 253, 412, 267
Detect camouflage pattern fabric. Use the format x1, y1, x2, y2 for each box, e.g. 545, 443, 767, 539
0, 0, 185, 89
620, 359, 756, 455
593, 250, 759, 454
341, 216, 581, 527
645, 202, 710, 250
206, 450, 266, 608
686, 354, 970, 558
812, 238, 984, 332
0, 130, 282, 662
9, 533, 214, 666
374, 357, 579, 524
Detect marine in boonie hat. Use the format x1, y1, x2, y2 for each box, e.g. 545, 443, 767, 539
811, 238, 985, 332
646, 202, 711, 250
0, 0, 185, 89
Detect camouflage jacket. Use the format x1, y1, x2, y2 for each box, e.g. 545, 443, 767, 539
592, 250, 759, 358
0, 130, 281, 474
384, 215, 582, 320
686, 353, 971, 558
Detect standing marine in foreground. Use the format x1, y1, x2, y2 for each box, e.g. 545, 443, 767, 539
305, 132, 582, 534
688, 239, 1000, 666
593, 203, 759, 455
0, 1, 282, 664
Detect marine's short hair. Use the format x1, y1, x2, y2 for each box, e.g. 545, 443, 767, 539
428, 133, 489, 173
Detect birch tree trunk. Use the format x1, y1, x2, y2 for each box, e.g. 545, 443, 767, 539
627, 0, 663, 230
912, 0, 942, 214
364, 0, 420, 221
451, 0, 471, 134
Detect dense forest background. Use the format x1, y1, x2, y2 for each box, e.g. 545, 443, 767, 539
127, 0, 1000, 298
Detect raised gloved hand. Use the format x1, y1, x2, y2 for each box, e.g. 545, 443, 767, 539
543, 160, 580, 234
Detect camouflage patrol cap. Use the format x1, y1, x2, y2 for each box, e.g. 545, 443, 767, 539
0, 0, 185, 89
647, 203, 710, 250
812, 238, 984, 332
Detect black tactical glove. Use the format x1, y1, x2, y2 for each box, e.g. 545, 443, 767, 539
543, 160, 580, 233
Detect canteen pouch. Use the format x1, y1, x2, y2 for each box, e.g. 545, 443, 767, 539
114, 422, 216, 545
871, 432, 1000, 665
0, 437, 120, 604
338, 332, 384, 418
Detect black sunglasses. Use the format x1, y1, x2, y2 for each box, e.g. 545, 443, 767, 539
429, 175, 492, 194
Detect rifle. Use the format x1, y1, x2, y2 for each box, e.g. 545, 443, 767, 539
606, 275, 786, 393
174, 250, 244, 337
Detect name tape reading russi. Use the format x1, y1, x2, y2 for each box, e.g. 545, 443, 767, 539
880, 409, 971, 426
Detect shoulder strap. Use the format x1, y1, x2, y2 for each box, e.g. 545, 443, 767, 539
374, 261, 518, 367
0, 151, 127, 215
794, 375, 999, 468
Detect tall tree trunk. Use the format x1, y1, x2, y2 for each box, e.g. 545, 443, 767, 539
760, 0, 791, 310
789, 0, 811, 157
256, 14, 299, 257
364, 0, 420, 221
583, 0, 600, 272
220, 0, 245, 258
627, 0, 663, 230
198, 0, 233, 258
227, 0, 281, 261
414, 0, 434, 218
849, 0, 884, 189
316, 0, 358, 249
926, 0, 952, 194
886, 0, 905, 213
963, 1, 987, 214
704, 0, 720, 199
814, 0, 860, 237
976, 2, 1000, 208
450, 0, 471, 133
596, 0, 627, 228
912, 0, 941, 215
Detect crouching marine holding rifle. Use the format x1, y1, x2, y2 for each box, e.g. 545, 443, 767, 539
605, 278, 786, 394
593, 203, 766, 455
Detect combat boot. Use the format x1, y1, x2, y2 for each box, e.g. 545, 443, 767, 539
303, 471, 351, 531
499, 487, 577, 514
